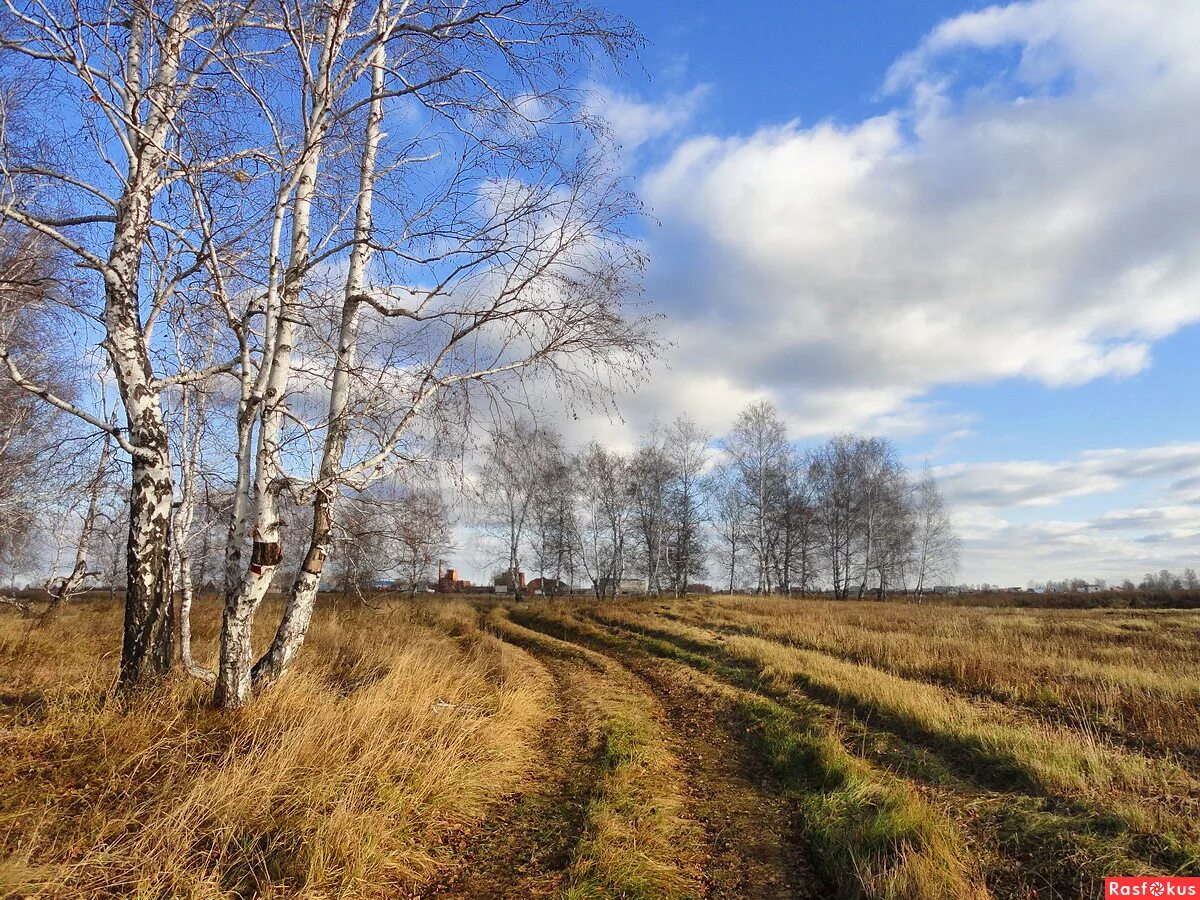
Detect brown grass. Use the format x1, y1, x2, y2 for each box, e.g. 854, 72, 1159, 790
0, 598, 548, 898
523, 604, 991, 899
578, 597, 1200, 891
6, 593, 1197, 899
676, 597, 1200, 754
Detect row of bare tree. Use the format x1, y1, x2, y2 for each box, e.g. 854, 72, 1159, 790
477, 416, 709, 599
0, 0, 656, 706
714, 401, 958, 600
475, 401, 960, 601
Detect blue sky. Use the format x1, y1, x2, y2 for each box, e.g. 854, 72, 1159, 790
603, 0, 980, 130
551, 0, 1200, 585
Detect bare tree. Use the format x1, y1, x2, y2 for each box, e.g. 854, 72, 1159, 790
662, 415, 708, 595
333, 486, 451, 598
0, 225, 81, 578
0, 0, 654, 703
527, 436, 575, 594
573, 442, 630, 599
478, 422, 556, 600
851, 438, 905, 600
170, 378, 217, 683
810, 435, 862, 601
0, 0, 263, 686
711, 462, 745, 594
201, 0, 656, 707
723, 400, 789, 594
910, 464, 959, 602
40, 423, 118, 621
331, 503, 386, 599
772, 447, 815, 597
393, 489, 452, 598
629, 435, 672, 595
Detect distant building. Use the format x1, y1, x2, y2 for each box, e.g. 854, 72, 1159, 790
494, 569, 526, 592
436, 563, 472, 593
527, 577, 569, 595
597, 576, 647, 595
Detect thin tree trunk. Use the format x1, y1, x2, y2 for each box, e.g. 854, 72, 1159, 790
40, 421, 114, 624
174, 384, 216, 684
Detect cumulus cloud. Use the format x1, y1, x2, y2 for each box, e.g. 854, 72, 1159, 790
514, 1, 1200, 583
633, 0, 1200, 434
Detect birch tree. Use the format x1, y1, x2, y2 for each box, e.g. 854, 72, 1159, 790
171, 378, 216, 683
662, 414, 708, 595
527, 435, 574, 594
629, 437, 671, 595
772, 447, 814, 596
1, 0, 653, 704
215, 0, 652, 705
0, 0, 262, 685
0, 225, 84, 577
811, 435, 862, 601
910, 464, 958, 601
478, 421, 553, 600
711, 462, 745, 594
573, 442, 630, 599
332, 486, 450, 597
723, 400, 788, 594
392, 488, 451, 597
852, 437, 904, 599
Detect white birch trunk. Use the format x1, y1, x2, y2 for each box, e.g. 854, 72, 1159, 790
173, 383, 216, 684
211, 1, 372, 704
253, 11, 388, 688
110, 0, 200, 686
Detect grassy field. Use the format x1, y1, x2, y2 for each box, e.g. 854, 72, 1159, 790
2, 595, 1198, 898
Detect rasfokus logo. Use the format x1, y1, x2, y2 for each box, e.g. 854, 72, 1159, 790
1106, 878, 1200, 897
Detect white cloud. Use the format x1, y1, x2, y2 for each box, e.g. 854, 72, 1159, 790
934, 443, 1200, 508
631, 0, 1200, 435
935, 442, 1200, 582
956, 509, 1200, 585
517, 1, 1200, 584
587, 84, 710, 151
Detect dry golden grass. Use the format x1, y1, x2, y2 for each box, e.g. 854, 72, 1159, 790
672, 597, 1200, 753
0, 598, 548, 899
721, 634, 1193, 815
519, 604, 990, 900
6, 593, 1197, 899
577, 597, 1200, 891
593, 603, 1199, 825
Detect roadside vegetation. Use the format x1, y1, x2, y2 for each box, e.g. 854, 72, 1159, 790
0, 598, 548, 897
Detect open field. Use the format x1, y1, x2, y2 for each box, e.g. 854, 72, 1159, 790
2, 595, 1199, 898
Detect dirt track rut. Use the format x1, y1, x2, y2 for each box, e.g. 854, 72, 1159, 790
507, 608, 831, 899
422, 637, 596, 898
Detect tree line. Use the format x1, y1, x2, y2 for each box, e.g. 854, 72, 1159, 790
1031, 569, 1200, 593
475, 400, 960, 601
